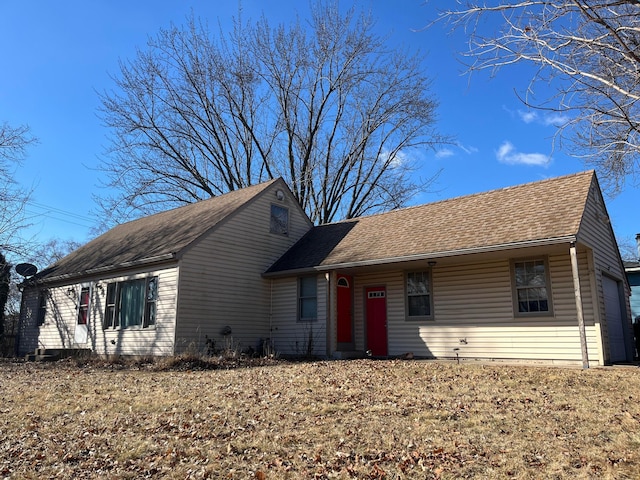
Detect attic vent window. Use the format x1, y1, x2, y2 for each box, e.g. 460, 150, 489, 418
270, 204, 289, 235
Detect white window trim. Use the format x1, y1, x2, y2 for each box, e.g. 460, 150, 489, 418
405, 270, 434, 321
102, 276, 158, 330
297, 275, 318, 322
77, 284, 92, 326
510, 256, 554, 317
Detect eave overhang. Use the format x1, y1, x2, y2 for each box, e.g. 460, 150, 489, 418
263, 235, 577, 278
23, 253, 177, 288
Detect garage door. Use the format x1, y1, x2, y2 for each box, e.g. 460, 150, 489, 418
602, 276, 627, 362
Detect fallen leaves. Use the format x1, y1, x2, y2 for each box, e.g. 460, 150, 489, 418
1, 359, 639, 478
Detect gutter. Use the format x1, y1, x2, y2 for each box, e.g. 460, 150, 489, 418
263, 235, 577, 277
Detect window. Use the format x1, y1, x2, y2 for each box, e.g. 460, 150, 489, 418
104, 283, 118, 329
298, 276, 317, 322
77, 287, 90, 325
103, 276, 158, 329
512, 258, 552, 315
145, 277, 158, 327
37, 291, 47, 326
406, 271, 432, 319
270, 204, 289, 235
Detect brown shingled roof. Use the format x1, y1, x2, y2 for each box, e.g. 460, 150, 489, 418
37, 179, 279, 282
266, 171, 596, 273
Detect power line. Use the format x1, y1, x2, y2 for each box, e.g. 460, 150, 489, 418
24, 201, 96, 229
26, 201, 95, 223
24, 209, 95, 229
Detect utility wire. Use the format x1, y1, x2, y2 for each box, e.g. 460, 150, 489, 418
24, 201, 96, 229
26, 201, 95, 222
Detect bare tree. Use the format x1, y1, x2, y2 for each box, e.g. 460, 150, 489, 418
1, 238, 80, 355
0, 122, 36, 163
27, 238, 83, 271
0, 122, 36, 255
618, 235, 639, 262
0, 252, 10, 347
0, 121, 37, 353
97, 2, 443, 225
431, 0, 640, 192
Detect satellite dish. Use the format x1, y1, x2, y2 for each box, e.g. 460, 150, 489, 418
15, 263, 38, 277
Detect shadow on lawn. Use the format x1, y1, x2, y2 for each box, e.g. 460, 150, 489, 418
16, 350, 325, 372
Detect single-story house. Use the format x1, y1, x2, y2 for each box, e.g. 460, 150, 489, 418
18, 170, 633, 366
17, 179, 313, 358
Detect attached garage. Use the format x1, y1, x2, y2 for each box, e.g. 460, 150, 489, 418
602, 275, 628, 362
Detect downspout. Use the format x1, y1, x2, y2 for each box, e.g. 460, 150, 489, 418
570, 242, 589, 369
325, 272, 331, 358
269, 279, 273, 350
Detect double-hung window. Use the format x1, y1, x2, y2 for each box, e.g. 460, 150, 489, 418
512, 258, 552, 315
406, 271, 433, 320
77, 287, 90, 325
298, 276, 317, 322
103, 276, 158, 329
104, 283, 118, 329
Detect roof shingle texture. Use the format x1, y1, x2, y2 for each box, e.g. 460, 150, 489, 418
38, 180, 277, 281
267, 171, 595, 272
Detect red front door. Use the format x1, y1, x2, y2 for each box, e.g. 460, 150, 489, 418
366, 286, 387, 356
337, 275, 353, 344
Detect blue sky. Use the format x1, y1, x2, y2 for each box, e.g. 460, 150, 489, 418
2, 1, 638, 257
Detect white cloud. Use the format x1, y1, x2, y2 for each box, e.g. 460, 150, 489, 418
515, 108, 570, 127
457, 143, 479, 155
518, 110, 538, 123
435, 148, 454, 158
542, 113, 570, 126
382, 149, 412, 168
496, 141, 550, 166
434, 144, 478, 159
510, 106, 571, 127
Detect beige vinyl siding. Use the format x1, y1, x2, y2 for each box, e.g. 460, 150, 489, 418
175, 183, 312, 354
36, 284, 78, 350
269, 275, 327, 356
32, 266, 178, 356
93, 267, 178, 356
352, 251, 602, 365
577, 180, 632, 362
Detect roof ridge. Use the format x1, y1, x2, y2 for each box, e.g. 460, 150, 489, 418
267, 170, 598, 274
322, 170, 595, 226
35, 178, 282, 282
114, 178, 280, 228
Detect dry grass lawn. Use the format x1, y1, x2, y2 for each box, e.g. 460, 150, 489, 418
1, 357, 640, 479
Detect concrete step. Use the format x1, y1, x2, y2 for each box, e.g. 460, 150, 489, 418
25, 348, 91, 362
25, 353, 59, 362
